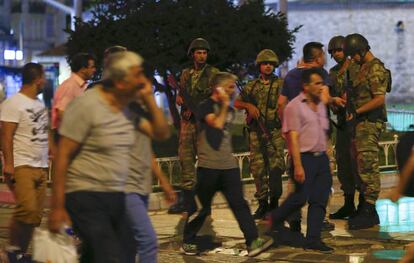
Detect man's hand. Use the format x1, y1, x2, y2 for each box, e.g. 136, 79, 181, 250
176, 95, 184, 106
246, 104, 260, 120
137, 78, 154, 100
217, 87, 230, 106
346, 112, 355, 121
48, 208, 72, 233
3, 164, 15, 192
332, 97, 346, 107
162, 184, 177, 205
294, 164, 305, 184
389, 190, 402, 203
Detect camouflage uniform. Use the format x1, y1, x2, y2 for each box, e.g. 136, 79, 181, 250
329, 61, 361, 196
178, 64, 219, 190
238, 77, 286, 205
351, 58, 389, 204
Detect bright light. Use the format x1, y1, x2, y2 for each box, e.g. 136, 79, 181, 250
4, 50, 23, 61
4, 50, 15, 60
15, 51, 23, 60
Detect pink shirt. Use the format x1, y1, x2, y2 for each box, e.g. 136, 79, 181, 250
282, 92, 329, 153
52, 73, 86, 129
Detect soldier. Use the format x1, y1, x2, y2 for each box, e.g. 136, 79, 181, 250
343, 33, 391, 230
327, 36, 361, 220
234, 49, 285, 220
168, 38, 219, 214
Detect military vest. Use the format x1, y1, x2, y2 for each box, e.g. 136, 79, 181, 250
244, 76, 283, 130
181, 64, 218, 114
352, 58, 391, 123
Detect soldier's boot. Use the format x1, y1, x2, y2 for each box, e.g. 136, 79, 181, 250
349, 192, 366, 219
253, 200, 269, 220
168, 190, 186, 214
329, 194, 356, 220
348, 202, 379, 230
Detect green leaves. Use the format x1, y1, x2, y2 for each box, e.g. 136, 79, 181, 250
66, 0, 298, 78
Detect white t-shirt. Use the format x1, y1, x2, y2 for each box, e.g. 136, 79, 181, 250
0, 93, 49, 168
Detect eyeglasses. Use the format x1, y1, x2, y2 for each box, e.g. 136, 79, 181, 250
328, 48, 343, 54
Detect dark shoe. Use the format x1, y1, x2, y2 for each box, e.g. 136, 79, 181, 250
7, 251, 28, 263
348, 202, 379, 230
253, 200, 269, 220
321, 220, 335, 232
248, 236, 274, 257
181, 243, 199, 256
168, 191, 186, 214
304, 241, 334, 254
288, 220, 301, 232
330, 194, 356, 220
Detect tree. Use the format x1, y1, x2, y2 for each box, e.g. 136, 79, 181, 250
66, 0, 299, 128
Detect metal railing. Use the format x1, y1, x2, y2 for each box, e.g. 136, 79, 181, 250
387, 109, 414, 131
0, 136, 399, 187
153, 135, 400, 188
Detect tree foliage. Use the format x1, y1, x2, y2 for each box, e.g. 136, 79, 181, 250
66, 0, 299, 129
67, 0, 299, 76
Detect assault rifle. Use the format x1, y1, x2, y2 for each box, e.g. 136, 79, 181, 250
345, 70, 357, 137
236, 81, 273, 142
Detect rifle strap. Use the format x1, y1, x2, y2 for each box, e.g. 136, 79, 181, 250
264, 77, 276, 124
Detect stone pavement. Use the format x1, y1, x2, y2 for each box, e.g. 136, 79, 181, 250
0, 172, 412, 262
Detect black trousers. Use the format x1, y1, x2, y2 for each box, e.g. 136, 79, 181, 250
271, 153, 332, 244
183, 167, 258, 246
66, 191, 126, 263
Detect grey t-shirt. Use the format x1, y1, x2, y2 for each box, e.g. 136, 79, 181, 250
59, 87, 135, 193
125, 126, 153, 195
196, 98, 238, 170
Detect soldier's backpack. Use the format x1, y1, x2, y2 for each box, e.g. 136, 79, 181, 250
396, 131, 414, 196
372, 59, 392, 93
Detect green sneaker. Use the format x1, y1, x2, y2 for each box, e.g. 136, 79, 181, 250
248, 236, 274, 257
181, 243, 199, 256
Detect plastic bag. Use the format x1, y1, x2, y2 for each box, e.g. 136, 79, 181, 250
32, 228, 78, 263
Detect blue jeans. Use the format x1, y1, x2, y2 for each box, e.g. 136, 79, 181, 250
124, 193, 157, 263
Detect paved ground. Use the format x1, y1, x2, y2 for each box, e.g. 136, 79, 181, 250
0, 173, 412, 262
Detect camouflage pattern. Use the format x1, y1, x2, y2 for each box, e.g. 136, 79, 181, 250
352, 58, 389, 204
178, 64, 219, 190
329, 61, 360, 195
255, 49, 279, 65
238, 77, 286, 201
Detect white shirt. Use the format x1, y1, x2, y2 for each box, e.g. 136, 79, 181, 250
0, 93, 49, 168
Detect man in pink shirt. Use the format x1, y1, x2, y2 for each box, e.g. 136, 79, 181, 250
52, 53, 96, 134
268, 68, 333, 253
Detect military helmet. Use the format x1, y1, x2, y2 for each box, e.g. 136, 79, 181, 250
255, 49, 279, 66
344, 33, 370, 57
187, 38, 210, 56
328, 36, 345, 54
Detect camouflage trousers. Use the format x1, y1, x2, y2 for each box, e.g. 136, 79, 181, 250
335, 127, 361, 195
354, 121, 385, 204
249, 129, 286, 202
178, 120, 197, 190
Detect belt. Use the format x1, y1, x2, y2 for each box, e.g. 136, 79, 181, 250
301, 151, 325, 157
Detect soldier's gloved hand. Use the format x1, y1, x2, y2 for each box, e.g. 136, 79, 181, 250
246, 104, 260, 120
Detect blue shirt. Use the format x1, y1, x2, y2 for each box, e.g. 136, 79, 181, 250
281, 67, 331, 101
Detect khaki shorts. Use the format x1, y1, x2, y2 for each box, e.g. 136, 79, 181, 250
13, 165, 48, 225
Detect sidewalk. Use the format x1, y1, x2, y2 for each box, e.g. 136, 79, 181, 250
1, 172, 409, 262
